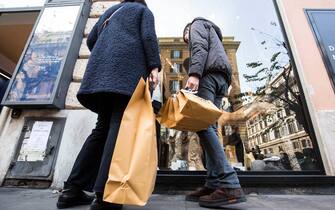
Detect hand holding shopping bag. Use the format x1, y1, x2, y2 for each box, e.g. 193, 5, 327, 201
103, 78, 157, 206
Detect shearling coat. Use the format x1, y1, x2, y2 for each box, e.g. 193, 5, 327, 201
188, 18, 232, 85
77, 2, 161, 113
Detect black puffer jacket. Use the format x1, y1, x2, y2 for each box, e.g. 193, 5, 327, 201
188, 17, 232, 85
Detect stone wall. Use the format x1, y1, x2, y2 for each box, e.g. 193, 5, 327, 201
65, 0, 120, 110
52, 0, 121, 189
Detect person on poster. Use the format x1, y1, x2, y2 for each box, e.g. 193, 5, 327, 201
57, 0, 160, 210
183, 18, 246, 208
8, 33, 68, 101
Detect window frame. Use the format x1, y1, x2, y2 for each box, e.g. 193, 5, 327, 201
1, 0, 91, 109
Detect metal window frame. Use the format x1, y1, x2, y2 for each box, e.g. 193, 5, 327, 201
0, 7, 42, 13
1, 0, 91, 109
272, 0, 326, 175
0, 0, 47, 12
155, 171, 335, 192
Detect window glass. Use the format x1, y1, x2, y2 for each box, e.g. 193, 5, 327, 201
170, 63, 182, 73
169, 80, 181, 94
171, 50, 182, 59
147, 0, 321, 172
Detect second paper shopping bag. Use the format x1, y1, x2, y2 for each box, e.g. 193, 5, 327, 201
103, 78, 157, 206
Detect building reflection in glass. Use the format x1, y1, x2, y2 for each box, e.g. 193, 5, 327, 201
148, 0, 321, 172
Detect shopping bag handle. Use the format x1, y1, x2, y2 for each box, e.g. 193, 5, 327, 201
149, 81, 155, 93
182, 88, 198, 94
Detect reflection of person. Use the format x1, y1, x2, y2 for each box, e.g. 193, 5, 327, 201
300, 148, 318, 170
183, 18, 246, 207
280, 152, 292, 170
252, 146, 264, 160
228, 127, 245, 165
57, 1, 161, 210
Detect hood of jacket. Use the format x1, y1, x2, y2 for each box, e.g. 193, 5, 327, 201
192, 17, 223, 41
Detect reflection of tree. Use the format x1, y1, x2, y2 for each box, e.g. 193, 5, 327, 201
219, 101, 276, 124
238, 23, 309, 134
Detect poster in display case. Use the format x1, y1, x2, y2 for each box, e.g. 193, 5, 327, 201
306, 9, 335, 91
2, 1, 90, 108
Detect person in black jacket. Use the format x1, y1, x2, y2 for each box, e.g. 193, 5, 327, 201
183, 18, 246, 208
228, 126, 245, 165
57, 1, 160, 210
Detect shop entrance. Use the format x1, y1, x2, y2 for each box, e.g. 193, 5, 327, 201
0, 11, 39, 111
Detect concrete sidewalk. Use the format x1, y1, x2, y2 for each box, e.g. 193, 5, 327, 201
0, 187, 334, 210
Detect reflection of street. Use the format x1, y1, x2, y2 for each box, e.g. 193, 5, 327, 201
158, 37, 240, 171
157, 34, 319, 171
220, 67, 319, 171
162, 129, 205, 171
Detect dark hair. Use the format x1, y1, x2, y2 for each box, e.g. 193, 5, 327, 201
123, 0, 147, 6
183, 23, 191, 43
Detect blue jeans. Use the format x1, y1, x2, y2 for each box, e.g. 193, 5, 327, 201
196, 72, 241, 189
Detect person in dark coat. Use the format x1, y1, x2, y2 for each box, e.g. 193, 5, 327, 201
228, 127, 245, 165
57, 1, 161, 210
183, 18, 246, 208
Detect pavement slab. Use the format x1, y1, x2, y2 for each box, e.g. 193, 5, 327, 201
0, 188, 335, 210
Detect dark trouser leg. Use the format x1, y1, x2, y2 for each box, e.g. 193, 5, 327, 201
236, 144, 245, 165
65, 114, 112, 191
93, 95, 130, 193
196, 73, 241, 189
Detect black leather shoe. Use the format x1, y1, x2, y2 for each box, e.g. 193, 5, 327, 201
185, 187, 216, 202
199, 187, 247, 208
57, 188, 94, 209
89, 198, 123, 210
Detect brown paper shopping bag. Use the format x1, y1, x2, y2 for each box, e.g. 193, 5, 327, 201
103, 78, 157, 206
171, 97, 210, 132
177, 90, 222, 124
157, 90, 223, 132
156, 97, 176, 128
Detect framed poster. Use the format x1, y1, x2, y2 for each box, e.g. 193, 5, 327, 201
306, 9, 335, 91
1, 1, 91, 108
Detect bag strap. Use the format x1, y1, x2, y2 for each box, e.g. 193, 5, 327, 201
98, 6, 124, 35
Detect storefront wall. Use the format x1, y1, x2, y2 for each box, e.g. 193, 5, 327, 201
0, 108, 96, 186
58, 0, 335, 187
0, 0, 335, 190
277, 0, 335, 175
0, 0, 94, 187
52, 0, 119, 189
